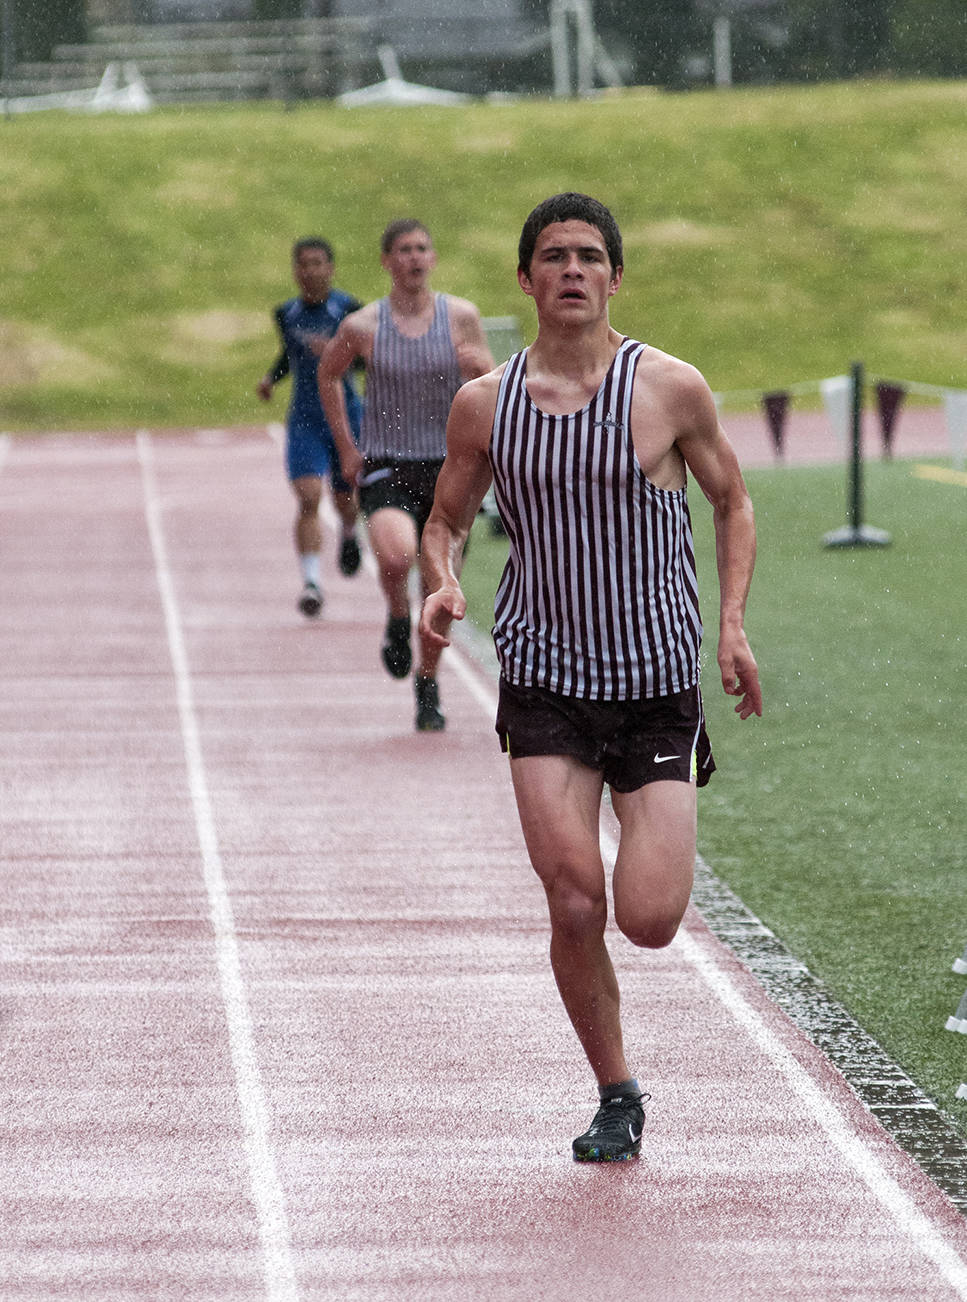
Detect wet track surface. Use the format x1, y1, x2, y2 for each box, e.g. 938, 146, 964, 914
0, 422, 965, 1300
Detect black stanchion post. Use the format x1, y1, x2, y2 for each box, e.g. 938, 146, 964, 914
849, 359, 863, 530
823, 361, 891, 549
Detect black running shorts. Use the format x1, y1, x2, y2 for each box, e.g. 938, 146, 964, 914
357, 458, 445, 538
495, 678, 716, 792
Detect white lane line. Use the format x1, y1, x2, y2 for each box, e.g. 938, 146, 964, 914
447, 633, 502, 714
669, 914, 967, 1298
442, 632, 967, 1298
137, 432, 300, 1302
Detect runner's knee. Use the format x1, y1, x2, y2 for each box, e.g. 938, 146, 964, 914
543, 873, 608, 943
295, 486, 321, 515
615, 904, 685, 950
377, 549, 413, 589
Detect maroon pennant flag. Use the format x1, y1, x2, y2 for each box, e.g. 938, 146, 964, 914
762, 390, 790, 458
874, 381, 906, 458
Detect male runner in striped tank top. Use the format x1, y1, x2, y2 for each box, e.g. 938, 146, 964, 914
319, 219, 493, 731
421, 194, 762, 1162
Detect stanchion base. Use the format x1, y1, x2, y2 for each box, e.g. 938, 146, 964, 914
823, 524, 892, 549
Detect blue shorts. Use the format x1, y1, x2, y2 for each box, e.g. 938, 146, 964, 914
287, 424, 348, 490
286, 399, 362, 493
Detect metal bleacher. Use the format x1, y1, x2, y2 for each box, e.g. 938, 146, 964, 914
1, 17, 374, 104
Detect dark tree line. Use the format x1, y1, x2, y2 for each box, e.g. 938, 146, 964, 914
7, 0, 86, 64
6, 0, 966, 82
527, 0, 967, 86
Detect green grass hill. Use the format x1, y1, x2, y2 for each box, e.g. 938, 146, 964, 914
2, 79, 966, 430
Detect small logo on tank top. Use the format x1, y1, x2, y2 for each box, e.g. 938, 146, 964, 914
594, 411, 623, 431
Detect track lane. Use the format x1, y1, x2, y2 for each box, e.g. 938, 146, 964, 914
1, 426, 965, 1301
0, 435, 267, 1299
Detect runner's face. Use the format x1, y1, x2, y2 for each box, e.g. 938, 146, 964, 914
382, 229, 437, 290
518, 221, 621, 324
293, 248, 334, 302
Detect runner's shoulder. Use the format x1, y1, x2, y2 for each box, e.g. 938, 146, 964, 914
336, 299, 379, 339
444, 293, 486, 325
452, 362, 504, 416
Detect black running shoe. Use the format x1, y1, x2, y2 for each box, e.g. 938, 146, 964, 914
338, 534, 361, 577
572, 1092, 648, 1163
381, 614, 412, 678
298, 582, 323, 618
415, 675, 445, 731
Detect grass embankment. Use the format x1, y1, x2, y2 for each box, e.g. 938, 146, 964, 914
2, 79, 967, 429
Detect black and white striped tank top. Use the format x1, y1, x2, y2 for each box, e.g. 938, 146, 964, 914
489, 338, 703, 701
359, 293, 462, 460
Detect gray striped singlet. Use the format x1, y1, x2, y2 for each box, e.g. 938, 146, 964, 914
490, 338, 703, 701
359, 293, 462, 460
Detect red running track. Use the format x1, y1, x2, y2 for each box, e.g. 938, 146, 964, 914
0, 425, 965, 1302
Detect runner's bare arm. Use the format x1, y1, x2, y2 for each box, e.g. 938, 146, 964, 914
317, 312, 373, 482
676, 371, 762, 720
419, 374, 500, 648
450, 300, 496, 382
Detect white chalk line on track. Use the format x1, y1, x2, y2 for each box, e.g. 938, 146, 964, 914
137, 432, 300, 1302
443, 605, 967, 1298
670, 922, 967, 1298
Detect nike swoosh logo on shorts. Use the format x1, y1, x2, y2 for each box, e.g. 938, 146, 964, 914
654, 754, 680, 764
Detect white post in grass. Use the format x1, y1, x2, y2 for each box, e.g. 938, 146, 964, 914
945, 987, 967, 1034
942, 388, 967, 472
550, 0, 595, 97
821, 374, 851, 445
714, 16, 733, 87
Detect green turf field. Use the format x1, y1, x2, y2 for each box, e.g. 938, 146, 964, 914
1, 79, 966, 430
461, 456, 967, 1132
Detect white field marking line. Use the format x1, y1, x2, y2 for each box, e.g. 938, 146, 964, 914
137, 432, 300, 1302
319, 478, 499, 717
271, 423, 382, 584
0, 434, 10, 471
446, 634, 501, 715
668, 905, 967, 1298
438, 627, 967, 1296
